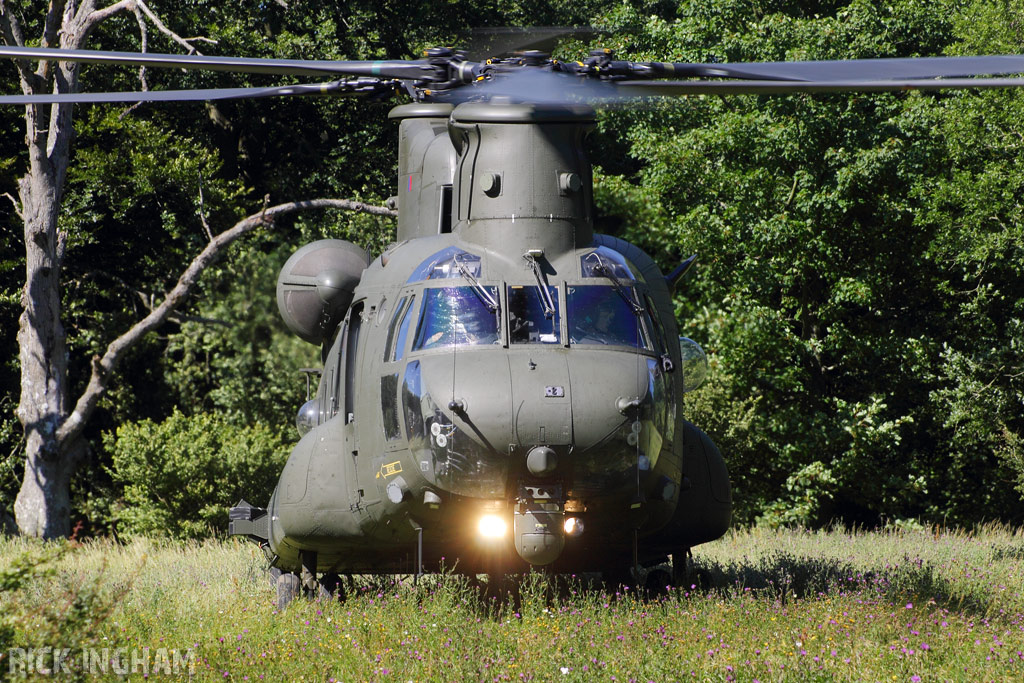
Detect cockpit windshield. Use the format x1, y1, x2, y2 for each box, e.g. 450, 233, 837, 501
567, 285, 650, 348
508, 285, 560, 344
412, 286, 500, 351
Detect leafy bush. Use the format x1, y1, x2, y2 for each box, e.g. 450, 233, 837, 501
756, 461, 839, 528
0, 395, 22, 531
104, 409, 289, 539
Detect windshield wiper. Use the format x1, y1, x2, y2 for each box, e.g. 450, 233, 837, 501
585, 252, 644, 315
454, 252, 498, 312
523, 251, 556, 318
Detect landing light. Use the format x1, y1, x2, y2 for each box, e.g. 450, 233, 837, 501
563, 517, 584, 537
477, 514, 507, 539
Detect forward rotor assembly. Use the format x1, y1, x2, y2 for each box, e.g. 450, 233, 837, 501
3, 42, 1024, 105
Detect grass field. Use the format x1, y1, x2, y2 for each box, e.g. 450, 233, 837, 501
2, 525, 1023, 681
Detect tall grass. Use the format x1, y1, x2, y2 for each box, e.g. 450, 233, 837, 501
2, 525, 1022, 681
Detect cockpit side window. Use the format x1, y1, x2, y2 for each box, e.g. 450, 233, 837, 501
392, 294, 416, 362
567, 285, 651, 348
384, 296, 408, 361
412, 286, 500, 351
381, 373, 401, 440
580, 246, 640, 282
384, 295, 416, 362
508, 285, 560, 344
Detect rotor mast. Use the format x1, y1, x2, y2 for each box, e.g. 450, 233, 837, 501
448, 102, 595, 258
390, 99, 596, 257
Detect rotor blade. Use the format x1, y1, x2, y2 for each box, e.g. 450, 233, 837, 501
452, 67, 1024, 105
615, 77, 1024, 97
0, 81, 376, 105
0, 45, 435, 80
632, 55, 1024, 82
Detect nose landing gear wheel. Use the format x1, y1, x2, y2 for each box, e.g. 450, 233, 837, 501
672, 548, 694, 586
601, 566, 636, 593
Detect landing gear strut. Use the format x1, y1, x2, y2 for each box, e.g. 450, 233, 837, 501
672, 547, 694, 586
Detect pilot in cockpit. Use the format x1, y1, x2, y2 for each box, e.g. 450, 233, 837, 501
568, 286, 641, 347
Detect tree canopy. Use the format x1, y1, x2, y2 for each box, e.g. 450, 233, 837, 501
592, 0, 1024, 525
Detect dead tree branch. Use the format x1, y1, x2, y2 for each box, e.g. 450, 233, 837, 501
197, 175, 213, 241
55, 199, 396, 447
0, 3, 41, 89
3, 192, 22, 220
132, 2, 148, 91
135, 0, 215, 53
77, 1, 134, 42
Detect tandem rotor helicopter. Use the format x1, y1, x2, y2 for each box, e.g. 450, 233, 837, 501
5, 33, 1024, 605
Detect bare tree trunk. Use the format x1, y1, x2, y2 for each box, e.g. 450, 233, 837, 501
15, 161, 76, 537
6, 0, 206, 538
2, 2, 395, 537
9, 0, 79, 538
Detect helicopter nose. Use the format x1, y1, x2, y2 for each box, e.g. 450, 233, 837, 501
567, 351, 652, 450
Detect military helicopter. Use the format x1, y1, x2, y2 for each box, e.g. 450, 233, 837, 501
4, 39, 1024, 605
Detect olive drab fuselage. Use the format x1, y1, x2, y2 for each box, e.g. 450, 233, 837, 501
236, 101, 731, 576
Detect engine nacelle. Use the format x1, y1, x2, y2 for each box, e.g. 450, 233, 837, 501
276, 239, 368, 344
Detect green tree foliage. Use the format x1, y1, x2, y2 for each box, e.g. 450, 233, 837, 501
103, 409, 288, 538
593, 0, 1024, 525
161, 241, 318, 427
917, 0, 1024, 514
